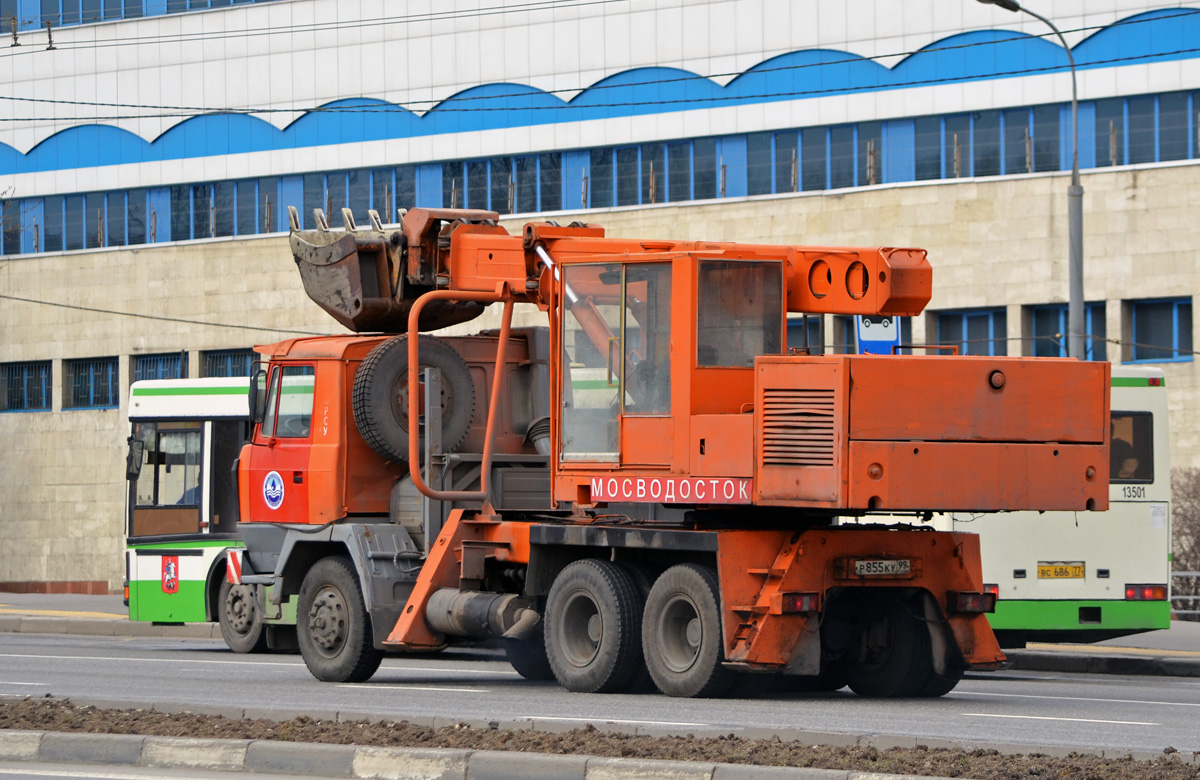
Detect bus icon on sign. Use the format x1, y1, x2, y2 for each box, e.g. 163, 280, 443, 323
857, 316, 901, 355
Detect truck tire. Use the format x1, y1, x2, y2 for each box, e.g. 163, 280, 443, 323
296, 556, 384, 683
544, 559, 643, 693
353, 334, 476, 463
218, 579, 268, 654
641, 563, 736, 698
616, 562, 657, 693
843, 597, 931, 698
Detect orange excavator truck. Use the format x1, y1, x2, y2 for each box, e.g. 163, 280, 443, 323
234, 206, 1109, 698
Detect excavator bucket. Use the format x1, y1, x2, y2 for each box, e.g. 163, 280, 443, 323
290, 226, 485, 333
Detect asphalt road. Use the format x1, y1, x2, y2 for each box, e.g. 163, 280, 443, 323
0, 633, 1196, 756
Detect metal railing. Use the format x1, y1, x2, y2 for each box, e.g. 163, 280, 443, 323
1172, 571, 1200, 619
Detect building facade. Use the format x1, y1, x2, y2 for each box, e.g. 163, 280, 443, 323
1, 0, 1197, 590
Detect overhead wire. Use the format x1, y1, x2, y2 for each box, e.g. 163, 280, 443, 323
0, 6, 1195, 121
0, 0, 638, 52
3, 45, 1200, 123
2, 286, 1190, 357
0, 292, 331, 336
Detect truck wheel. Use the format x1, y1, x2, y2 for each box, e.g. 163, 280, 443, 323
642, 563, 735, 698
616, 562, 657, 693
504, 622, 555, 681
353, 334, 476, 463
545, 559, 643, 693
844, 597, 931, 698
218, 579, 268, 654
914, 667, 963, 697
296, 556, 383, 683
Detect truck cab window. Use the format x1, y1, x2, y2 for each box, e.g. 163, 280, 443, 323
259, 365, 315, 439
696, 260, 783, 367
276, 365, 316, 438
1111, 411, 1153, 483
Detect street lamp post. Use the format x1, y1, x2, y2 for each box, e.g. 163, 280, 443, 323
976, 0, 1085, 360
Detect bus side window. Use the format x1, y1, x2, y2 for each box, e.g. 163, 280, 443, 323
1110, 411, 1153, 483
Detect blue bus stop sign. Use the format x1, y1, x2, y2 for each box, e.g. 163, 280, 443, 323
857, 316, 901, 355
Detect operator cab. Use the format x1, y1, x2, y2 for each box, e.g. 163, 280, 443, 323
553, 253, 785, 505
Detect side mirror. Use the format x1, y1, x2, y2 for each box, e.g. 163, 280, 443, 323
125, 437, 145, 480
249, 363, 269, 425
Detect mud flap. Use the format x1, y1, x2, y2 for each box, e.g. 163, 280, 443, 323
781, 620, 821, 676
922, 591, 948, 677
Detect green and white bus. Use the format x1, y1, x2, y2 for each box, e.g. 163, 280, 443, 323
941, 366, 1173, 647
123, 378, 269, 652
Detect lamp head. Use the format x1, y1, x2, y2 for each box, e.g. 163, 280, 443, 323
976, 0, 1022, 11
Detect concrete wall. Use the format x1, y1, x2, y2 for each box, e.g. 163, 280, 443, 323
1, 161, 1196, 589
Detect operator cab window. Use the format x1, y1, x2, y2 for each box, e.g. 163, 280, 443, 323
260, 365, 316, 439
696, 260, 783, 367
1110, 411, 1152, 483
559, 262, 672, 460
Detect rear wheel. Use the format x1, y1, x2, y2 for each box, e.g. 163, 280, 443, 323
642, 563, 735, 698
217, 579, 267, 654
616, 562, 657, 693
914, 667, 963, 697
844, 597, 931, 698
296, 556, 383, 683
544, 559, 643, 693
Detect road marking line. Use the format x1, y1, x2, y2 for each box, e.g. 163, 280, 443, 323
0, 653, 304, 668
526, 716, 711, 727
0, 653, 515, 675
335, 684, 487, 693
964, 713, 1158, 726
967, 691, 1200, 708
387, 666, 517, 676
0, 682, 47, 686
0, 604, 125, 614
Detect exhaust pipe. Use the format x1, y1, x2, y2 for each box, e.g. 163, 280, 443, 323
425, 588, 540, 640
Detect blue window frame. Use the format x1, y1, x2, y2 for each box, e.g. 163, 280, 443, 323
32, 0, 280, 31
65, 357, 118, 409
201, 348, 255, 377
1031, 303, 1107, 361
938, 308, 1008, 356
1131, 298, 1193, 362
1, 199, 19, 256
133, 352, 188, 382
11, 89, 1200, 256
786, 316, 823, 355
2, 361, 51, 412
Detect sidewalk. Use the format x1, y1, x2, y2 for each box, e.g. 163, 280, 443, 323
0, 592, 220, 640
0, 592, 1197, 676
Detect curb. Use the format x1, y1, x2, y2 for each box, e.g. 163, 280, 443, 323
1005, 649, 1200, 678
0, 615, 221, 640
0, 730, 1014, 780
14, 697, 1200, 768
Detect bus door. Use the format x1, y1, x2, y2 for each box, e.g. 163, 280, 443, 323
126, 419, 207, 621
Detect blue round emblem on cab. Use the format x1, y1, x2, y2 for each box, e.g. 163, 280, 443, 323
263, 471, 285, 510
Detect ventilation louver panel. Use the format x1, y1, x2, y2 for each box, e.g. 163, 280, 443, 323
762, 388, 835, 466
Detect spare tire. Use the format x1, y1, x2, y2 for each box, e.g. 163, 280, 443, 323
352, 335, 476, 463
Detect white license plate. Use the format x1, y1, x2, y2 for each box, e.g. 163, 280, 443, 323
854, 559, 912, 576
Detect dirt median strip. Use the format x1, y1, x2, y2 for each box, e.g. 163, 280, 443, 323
0, 729, 1003, 780
0, 697, 1197, 779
